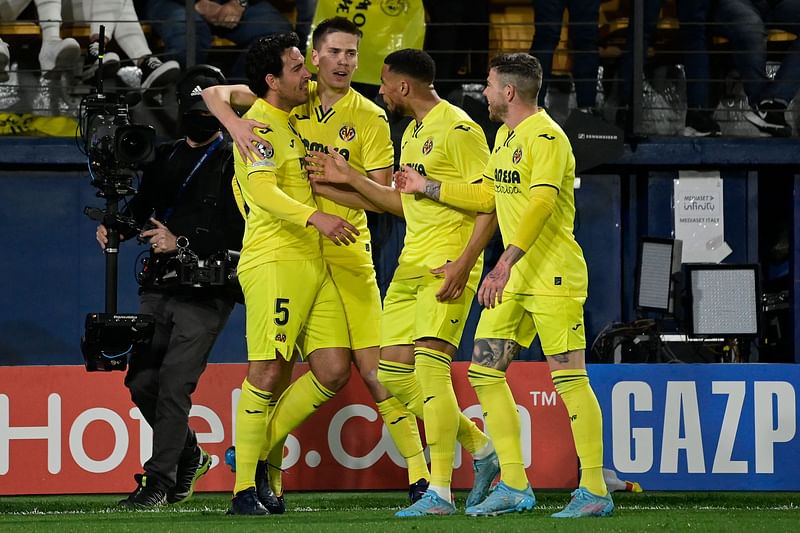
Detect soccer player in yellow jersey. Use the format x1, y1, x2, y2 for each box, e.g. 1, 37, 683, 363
202, 19, 429, 505
396, 52, 614, 518
226, 32, 360, 516
306, 49, 501, 518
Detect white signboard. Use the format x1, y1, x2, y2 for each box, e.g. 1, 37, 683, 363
673, 171, 732, 263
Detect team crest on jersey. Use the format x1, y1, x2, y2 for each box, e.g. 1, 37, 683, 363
381, 0, 406, 17
339, 123, 356, 142
512, 147, 523, 165
422, 137, 434, 155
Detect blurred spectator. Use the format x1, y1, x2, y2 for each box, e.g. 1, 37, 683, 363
141, 0, 294, 78
617, 1, 721, 136
714, 0, 800, 137
82, 0, 180, 90
0, 0, 80, 79
423, 0, 489, 97
677, 0, 719, 136
530, 0, 600, 113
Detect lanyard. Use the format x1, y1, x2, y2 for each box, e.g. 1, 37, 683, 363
162, 134, 224, 223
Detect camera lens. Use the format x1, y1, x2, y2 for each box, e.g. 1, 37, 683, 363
115, 125, 155, 164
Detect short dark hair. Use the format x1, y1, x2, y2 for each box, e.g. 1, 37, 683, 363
489, 53, 542, 103
312, 17, 362, 50
245, 32, 300, 97
383, 49, 435, 84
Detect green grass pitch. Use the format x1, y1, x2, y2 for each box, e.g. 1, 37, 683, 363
1, 491, 798, 532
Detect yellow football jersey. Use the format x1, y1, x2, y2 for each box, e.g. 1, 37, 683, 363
291, 80, 394, 264
486, 110, 587, 296
396, 100, 489, 289
234, 98, 320, 273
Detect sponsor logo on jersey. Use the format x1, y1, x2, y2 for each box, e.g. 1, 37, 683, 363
422, 137, 434, 155
339, 123, 356, 142
512, 147, 523, 165
494, 168, 521, 184
257, 126, 273, 135
302, 139, 351, 161
403, 162, 427, 176
275, 333, 286, 342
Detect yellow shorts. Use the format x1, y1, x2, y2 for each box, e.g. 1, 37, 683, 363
474, 293, 587, 356
327, 261, 382, 351
238, 259, 349, 361
381, 276, 475, 349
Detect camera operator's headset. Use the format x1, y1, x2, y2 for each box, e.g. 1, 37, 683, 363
175, 64, 227, 115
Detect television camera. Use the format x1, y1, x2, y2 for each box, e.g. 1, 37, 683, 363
79, 26, 155, 372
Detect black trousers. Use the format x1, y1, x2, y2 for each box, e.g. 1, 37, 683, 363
125, 290, 234, 488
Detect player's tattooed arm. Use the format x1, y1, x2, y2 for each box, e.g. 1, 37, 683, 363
423, 179, 441, 201
477, 245, 525, 308
472, 338, 521, 371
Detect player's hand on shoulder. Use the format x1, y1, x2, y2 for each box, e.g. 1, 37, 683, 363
232, 118, 271, 164
308, 211, 360, 246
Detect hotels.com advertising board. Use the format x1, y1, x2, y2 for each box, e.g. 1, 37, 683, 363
0, 362, 578, 495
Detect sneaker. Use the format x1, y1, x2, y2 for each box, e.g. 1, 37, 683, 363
395, 489, 456, 517
551, 487, 614, 518
118, 473, 168, 509
465, 480, 536, 516
684, 109, 721, 137
0, 39, 9, 83
465, 450, 500, 508
408, 478, 429, 503
139, 55, 180, 90
81, 41, 121, 82
39, 38, 81, 80
255, 460, 285, 514
167, 447, 211, 504
227, 487, 269, 515
744, 99, 791, 137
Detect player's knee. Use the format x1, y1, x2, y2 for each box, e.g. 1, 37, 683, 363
314, 361, 351, 393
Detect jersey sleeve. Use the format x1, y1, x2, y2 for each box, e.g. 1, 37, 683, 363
529, 127, 569, 191
360, 110, 394, 173
440, 177, 495, 213
243, 132, 316, 227
444, 121, 490, 182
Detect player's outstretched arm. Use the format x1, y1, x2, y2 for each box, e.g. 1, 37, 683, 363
201, 84, 265, 163
395, 164, 495, 213
310, 181, 382, 213
306, 150, 404, 217
433, 212, 498, 302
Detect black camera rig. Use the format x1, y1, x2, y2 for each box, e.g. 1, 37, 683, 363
79, 26, 156, 372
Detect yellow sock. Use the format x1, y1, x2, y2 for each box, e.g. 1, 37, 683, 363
377, 396, 429, 484
468, 364, 528, 490
551, 369, 607, 496
415, 347, 460, 489
258, 397, 279, 461
378, 359, 489, 457
267, 435, 285, 495
234, 378, 272, 494
377, 360, 423, 415
265, 371, 335, 466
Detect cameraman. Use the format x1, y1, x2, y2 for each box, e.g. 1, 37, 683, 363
95, 65, 244, 509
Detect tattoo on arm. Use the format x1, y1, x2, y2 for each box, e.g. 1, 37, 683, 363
423, 179, 441, 201
472, 338, 522, 371
499, 245, 525, 268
